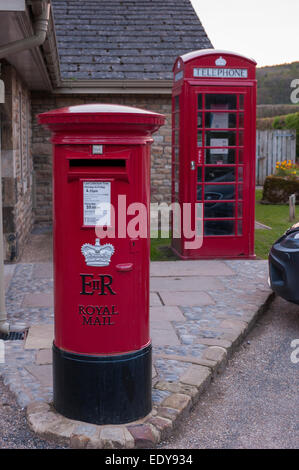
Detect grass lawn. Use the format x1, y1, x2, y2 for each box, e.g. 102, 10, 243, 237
255, 189, 299, 259
150, 190, 299, 261
150, 234, 177, 261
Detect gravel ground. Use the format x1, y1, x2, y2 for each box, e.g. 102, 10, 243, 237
159, 295, 299, 449
0, 378, 65, 449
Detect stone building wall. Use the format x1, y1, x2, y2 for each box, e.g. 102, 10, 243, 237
31, 93, 172, 225
0, 62, 33, 261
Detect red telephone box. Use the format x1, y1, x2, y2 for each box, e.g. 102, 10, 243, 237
171, 50, 257, 259
38, 104, 165, 425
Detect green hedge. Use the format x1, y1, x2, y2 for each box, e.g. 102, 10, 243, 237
273, 112, 299, 157
262, 175, 299, 204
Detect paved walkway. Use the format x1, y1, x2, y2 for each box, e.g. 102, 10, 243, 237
0, 259, 272, 448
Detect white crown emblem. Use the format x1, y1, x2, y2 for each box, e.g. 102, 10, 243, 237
81, 238, 115, 267
215, 56, 227, 66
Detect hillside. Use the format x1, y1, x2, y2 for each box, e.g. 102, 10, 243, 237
257, 62, 299, 105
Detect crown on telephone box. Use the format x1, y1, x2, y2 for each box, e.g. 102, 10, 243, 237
81, 238, 115, 267
215, 56, 227, 66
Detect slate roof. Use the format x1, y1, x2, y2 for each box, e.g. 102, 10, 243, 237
51, 0, 213, 81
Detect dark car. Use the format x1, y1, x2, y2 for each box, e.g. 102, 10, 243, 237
268, 222, 299, 304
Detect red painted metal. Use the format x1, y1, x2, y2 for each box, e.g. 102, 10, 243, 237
38, 104, 165, 356
172, 49, 257, 259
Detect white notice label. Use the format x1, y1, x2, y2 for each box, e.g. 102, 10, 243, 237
83, 181, 111, 226
210, 138, 229, 155
210, 113, 229, 129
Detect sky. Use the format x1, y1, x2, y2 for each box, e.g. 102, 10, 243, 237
190, 0, 298, 67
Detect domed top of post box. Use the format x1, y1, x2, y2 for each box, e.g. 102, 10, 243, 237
38, 104, 165, 142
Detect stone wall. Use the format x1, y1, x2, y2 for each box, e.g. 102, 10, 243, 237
31, 93, 172, 225
0, 62, 33, 261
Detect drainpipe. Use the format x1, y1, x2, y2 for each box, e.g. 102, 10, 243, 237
0, 1, 51, 59
0, 0, 50, 334
0, 111, 9, 334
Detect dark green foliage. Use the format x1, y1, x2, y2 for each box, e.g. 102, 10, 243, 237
257, 62, 299, 104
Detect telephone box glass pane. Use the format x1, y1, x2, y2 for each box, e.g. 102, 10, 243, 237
205, 167, 235, 182
197, 131, 203, 147
204, 220, 235, 236
239, 95, 244, 109
197, 203, 203, 218
238, 184, 243, 200
204, 202, 235, 218
239, 113, 244, 128
238, 202, 243, 218
196, 218, 203, 237
197, 185, 203, 201
239, 131, 244, 146
174, 95, 179, 111
205, 148, 236, 164
206, 130, 237, 147
238, 166, 243, 181
238, 148, 244, 163
205, 94, 237, 110
197, 167, 202, 182
198, 94, 203, 109
237, 220, 243, 235
198, 112, 203, 128
204, 184, 235, 201
205, 113, 237, 129
198, 148, 204, 164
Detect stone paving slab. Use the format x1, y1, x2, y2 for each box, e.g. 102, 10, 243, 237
150, 306, 186, 322
151, 320, 177, 331
35, 349, 52, 365
159, 291, 214, 307
25, 324, 54, 350
0, 260, 274, 449
151, 325, 181, 347
150, 276, 224, 292
150, 260, 234, 277
25, 365, 53, 388
150, 292, 163, 307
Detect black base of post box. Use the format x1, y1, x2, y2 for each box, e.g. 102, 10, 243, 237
52, 343, 152, 425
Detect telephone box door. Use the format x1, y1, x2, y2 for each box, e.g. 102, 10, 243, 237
189, 86, 255, 258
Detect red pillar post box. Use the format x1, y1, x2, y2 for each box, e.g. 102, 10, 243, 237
171, 50, 257, 259
38, 104, 165, 425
